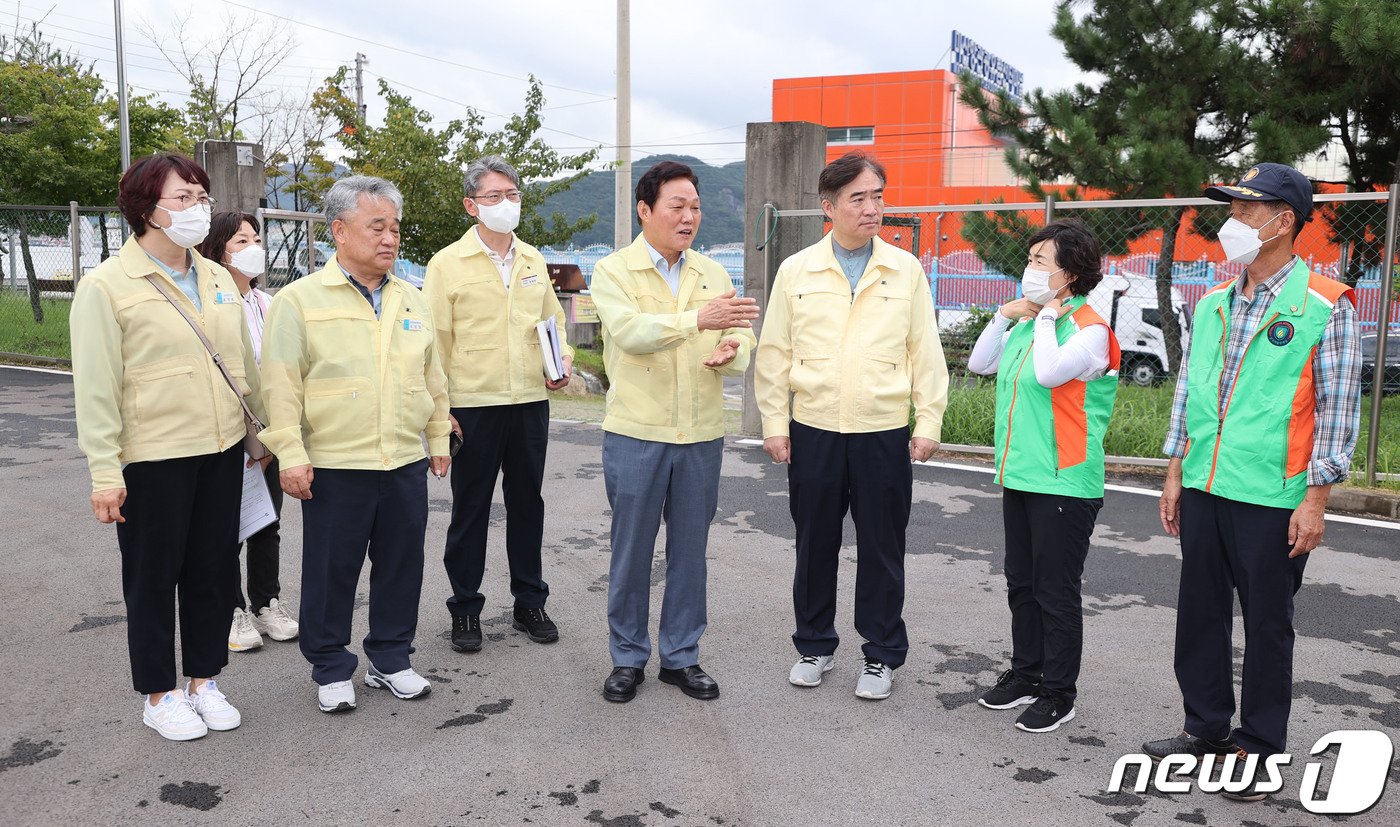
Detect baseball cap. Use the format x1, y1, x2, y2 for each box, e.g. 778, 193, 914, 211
1204, 163, 1313, 223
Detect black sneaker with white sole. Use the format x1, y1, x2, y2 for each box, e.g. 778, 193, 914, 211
1014, 693, 1075, 732
978, 668, 1041, 710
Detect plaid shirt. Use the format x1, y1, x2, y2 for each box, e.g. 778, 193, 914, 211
1164, 255, 1362, 486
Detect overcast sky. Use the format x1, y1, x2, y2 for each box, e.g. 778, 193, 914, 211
6, 0, 1085, 166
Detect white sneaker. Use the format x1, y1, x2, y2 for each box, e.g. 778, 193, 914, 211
228, 608, 264, 652
142, 691, 208, 741
364, 664, 431, 699
789, 654, 835, 687
855, 657, 893, 700
317, 680, 357, 713
251, 598, 299, 641
185, 679, 241, 731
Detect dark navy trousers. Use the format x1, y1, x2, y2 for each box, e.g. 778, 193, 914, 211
298, 459, 429, 685
117, 446, 243, 694
443, 401, 550, 618
1176, 486, 1308, 757
788, 421, 912, 668
1001, 487, 1101, 704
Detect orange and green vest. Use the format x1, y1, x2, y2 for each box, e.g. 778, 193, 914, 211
993, 297, 1122, 498
1182, 259, 1354, 509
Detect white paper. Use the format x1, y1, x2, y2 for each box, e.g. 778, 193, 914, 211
536, 317, 565, 381
238, 457, 277, 543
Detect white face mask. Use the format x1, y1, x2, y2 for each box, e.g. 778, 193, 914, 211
1218, 213, 1283, 266
474, 198, 521, 234
229, 244, 266, 278
1021, 266, 1063, 305
155, 202, 212, 248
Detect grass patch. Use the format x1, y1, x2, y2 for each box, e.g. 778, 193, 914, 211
940, 374, 1175, 457
939, 376, 1399, 489
0, 291, 71, 360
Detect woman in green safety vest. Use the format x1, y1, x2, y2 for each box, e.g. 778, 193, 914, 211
966, 219, 1121, 734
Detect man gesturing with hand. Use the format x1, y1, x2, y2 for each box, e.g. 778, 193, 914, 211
589, 161, 758, 705
755, 152, 949, 702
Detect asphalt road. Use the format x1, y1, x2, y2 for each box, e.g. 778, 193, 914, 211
2, 366, 1397, 826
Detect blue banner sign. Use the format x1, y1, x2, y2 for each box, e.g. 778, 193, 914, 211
950, 30, 1024, 99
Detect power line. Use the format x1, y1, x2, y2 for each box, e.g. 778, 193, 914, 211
216, 0, 615, 102
365, 70, 608, 148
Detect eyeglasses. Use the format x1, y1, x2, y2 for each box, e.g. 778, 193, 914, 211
160, 193, 216, 207
470, 190, 522, 206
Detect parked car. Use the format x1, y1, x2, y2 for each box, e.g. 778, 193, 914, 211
1361, 331, 1400, 395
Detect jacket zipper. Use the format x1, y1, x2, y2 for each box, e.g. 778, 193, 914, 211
1206, 309, 1279, 492
997, 342, 1034, 485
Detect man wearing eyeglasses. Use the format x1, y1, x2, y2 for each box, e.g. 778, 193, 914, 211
422, 155, 573, 655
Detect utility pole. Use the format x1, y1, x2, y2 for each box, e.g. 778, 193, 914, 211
354, 53, 369, 124
113, 0, 131, 172
614, 0, 632, 248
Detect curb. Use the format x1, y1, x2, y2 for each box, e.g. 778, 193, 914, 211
934, 444, 1400, 523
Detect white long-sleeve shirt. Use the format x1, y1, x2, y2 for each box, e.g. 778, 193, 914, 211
968, 308, 1109, 387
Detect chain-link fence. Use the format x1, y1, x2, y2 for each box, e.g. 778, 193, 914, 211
766, 191, 1399, 484
0, 204, 124, 364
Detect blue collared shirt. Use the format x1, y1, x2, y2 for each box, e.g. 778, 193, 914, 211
340, 264, 390, 319
145, 250, 201, 312
642, 237, 685, 298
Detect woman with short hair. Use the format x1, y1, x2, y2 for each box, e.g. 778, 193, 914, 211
72, 153, 263, 741
967, 219, 1120, 733
198, 212, 298, 652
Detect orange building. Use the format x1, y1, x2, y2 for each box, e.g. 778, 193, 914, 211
771, 69, 1371, 283
772, 69, 1027, 209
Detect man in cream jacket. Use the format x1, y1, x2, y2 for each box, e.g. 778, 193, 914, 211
422, 155, 573, 655
590, 160, 759, 704
260, 176, 451, 714
756, 152, 949, 701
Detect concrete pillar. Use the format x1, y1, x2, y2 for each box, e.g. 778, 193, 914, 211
741, 121, 828, 436
198, 140, 265, 215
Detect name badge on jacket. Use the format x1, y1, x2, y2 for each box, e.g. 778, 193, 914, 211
403, 318, 424, 332
520, 275, 540, 287
214, 291, 241, 305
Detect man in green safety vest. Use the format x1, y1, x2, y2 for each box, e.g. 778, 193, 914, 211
1146, 163, 1363, 802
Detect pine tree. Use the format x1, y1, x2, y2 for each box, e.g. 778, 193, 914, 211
961, 0, 1326, 367
1257, 0, 1400, 285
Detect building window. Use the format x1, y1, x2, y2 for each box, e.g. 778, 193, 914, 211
827, 126, 875, 145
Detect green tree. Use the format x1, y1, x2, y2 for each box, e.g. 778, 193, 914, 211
1256, 0, 1400, 285
0, 23, 106, 322
961, 0, 1326, 367
318, 72, 600, 263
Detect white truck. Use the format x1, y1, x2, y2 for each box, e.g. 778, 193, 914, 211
1086, 274, 1191, 387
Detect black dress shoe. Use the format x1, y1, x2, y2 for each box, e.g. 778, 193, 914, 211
512, 606, 559, 643
603, 667, 644, 703
658, 665, 719, 700
1143, 731, 1237, 760
450, 614, 481, 653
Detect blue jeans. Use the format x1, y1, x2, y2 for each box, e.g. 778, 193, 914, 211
603, 432, 723, 669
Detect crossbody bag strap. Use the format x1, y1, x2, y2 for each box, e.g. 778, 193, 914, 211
144, 274, 264, 429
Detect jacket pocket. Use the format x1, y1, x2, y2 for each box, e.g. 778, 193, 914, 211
124, 355, 206, 446
304, 376, 376, 455
790, 347, 839, 417
855, 347, 910, 419
612, 352, 673, 426
452, 333, 506, 394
